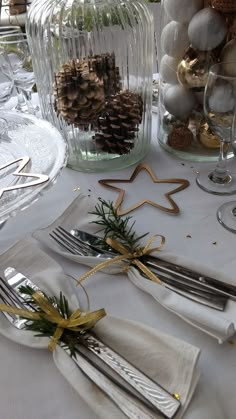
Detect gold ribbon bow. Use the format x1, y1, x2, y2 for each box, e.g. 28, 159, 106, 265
77, 235, 165, 286
0, 291, 106, 352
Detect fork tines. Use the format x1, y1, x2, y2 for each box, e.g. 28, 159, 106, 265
50, 226, 91, 255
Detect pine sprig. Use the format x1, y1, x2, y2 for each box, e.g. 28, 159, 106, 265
89, 198, 149, 251
18, 285, 84, 356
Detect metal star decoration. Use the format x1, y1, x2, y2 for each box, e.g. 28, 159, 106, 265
98, 163, 190, 216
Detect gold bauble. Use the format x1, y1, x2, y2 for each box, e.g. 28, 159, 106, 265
177, 47, 216, 89
198, 122, 221, 149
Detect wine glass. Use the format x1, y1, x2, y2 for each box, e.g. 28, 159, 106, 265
217, 110, 236, 233
0, 26, 22, 36
0, 33, 37, 114
196, 62, 236, 195
0, 52, 14, 108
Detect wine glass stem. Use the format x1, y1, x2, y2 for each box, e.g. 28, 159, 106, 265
210, 140, 231, 184
15, 86, 27, 110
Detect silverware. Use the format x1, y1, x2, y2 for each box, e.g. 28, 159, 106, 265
64, 228, 236, 303
49, 227, 228, 311
0, 272, 160, 419
4, 267, 181, 419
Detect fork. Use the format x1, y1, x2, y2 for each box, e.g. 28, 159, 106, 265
0, 274, 165, 419
49, 226, 228, 311
1, 268, 182, 418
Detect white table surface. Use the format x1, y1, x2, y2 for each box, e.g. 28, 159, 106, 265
1, 101, 236, 418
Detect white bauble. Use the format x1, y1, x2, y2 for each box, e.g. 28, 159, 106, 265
161, 21, 189, 58
188, 8, 227, 51
164, 85, 196, 117
221, 40, 236, 76
164, 0, 203, 23
160, 55, 179, 84
208, 82, 235, 113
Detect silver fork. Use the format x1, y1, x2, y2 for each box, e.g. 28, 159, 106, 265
49, 226, 228, 311
0, 273, 164, 419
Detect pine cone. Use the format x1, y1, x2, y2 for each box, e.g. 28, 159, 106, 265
9, 0, 26, 15
94, 90, 143, 155
167, 124, 193, 150
92, 53, 121, 97
54, 58, 105, 127
53, 53, 121, 127
211, 0, 236, 13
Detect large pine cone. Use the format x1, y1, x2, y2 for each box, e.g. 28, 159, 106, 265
53, 53, 121, 127
94, 90, 143, 155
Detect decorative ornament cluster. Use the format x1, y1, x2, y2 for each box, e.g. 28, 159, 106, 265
54, 53, 143, 155
160, 0, 235, 151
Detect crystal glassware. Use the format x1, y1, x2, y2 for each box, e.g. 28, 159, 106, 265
0, 33, 36, 114
217, 111, 236, 232
0, 26, 22, 36
196, 62, 236, 195
0, 52, 14, 108
26, 0, 154, 172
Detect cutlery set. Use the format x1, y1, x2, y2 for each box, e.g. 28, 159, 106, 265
0, 268, 181, 419
49, 226, 236, 311
1, 224, 236, 418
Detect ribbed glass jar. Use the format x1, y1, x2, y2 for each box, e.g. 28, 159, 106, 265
26, 0, 153, 172
158, 0, 236, 161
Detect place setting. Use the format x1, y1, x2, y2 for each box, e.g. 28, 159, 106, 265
1, 0, 236, 418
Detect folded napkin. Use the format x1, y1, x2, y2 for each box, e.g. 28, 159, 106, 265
33, 194, 236, 343
0, 240, 203, 418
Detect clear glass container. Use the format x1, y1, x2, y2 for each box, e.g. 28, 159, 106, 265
26, 0, 153, 172
158, 0, 236, 161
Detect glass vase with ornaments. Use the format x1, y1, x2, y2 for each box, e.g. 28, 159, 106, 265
158, 0, 236, 161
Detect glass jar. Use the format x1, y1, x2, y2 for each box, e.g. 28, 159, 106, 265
26, 0, 153, 172
158, 0, 236, 161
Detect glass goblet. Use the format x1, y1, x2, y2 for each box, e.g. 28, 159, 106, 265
196, 62, 236, 195
0, 52, 14, 108
0, 33, 37, 114
217, 111, 236, 232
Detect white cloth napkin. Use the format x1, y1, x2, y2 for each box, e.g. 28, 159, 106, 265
33, 193, 236, 343
0, 239, 203, 419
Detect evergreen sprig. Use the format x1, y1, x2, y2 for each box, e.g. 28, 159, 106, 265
89, 198, 149, 252
18, 286, 84, 357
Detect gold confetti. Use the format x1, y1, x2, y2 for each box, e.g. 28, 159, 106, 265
73, 187, 81, 192
228, 340, 235, 346
173, 393, 181, 401
186, 235, 192, 238
212, 241, 217, 245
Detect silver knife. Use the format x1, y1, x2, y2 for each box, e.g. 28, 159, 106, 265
142, 256, 236, 302
4, 267, 181, 419
75, 230, 236, 302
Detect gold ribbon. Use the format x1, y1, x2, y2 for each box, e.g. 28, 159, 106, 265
77, 235, 165, 286
0, 291, 106, 352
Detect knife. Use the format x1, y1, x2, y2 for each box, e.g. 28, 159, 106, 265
4, 267, 181, 419
142, 255, 236, 302
74, 230, 236, 302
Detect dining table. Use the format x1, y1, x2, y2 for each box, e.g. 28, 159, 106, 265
0, 94, 236, 419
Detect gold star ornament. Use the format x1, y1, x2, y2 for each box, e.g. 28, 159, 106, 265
98, 163, 190, 216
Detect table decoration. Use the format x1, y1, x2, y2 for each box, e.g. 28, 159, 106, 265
34, 193, 236, 342
98, 163, 190, 216
0, 111, 67, 225
158, 0, 236, 161
0, 239, 201, 419
26, 0, 154, 172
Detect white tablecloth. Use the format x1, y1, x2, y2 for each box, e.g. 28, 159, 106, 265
0, 105, 236, 418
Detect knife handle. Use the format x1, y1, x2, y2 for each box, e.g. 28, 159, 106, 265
67, 348, 158, 419
143, 256, 236, 301
84, 333, 181, 419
